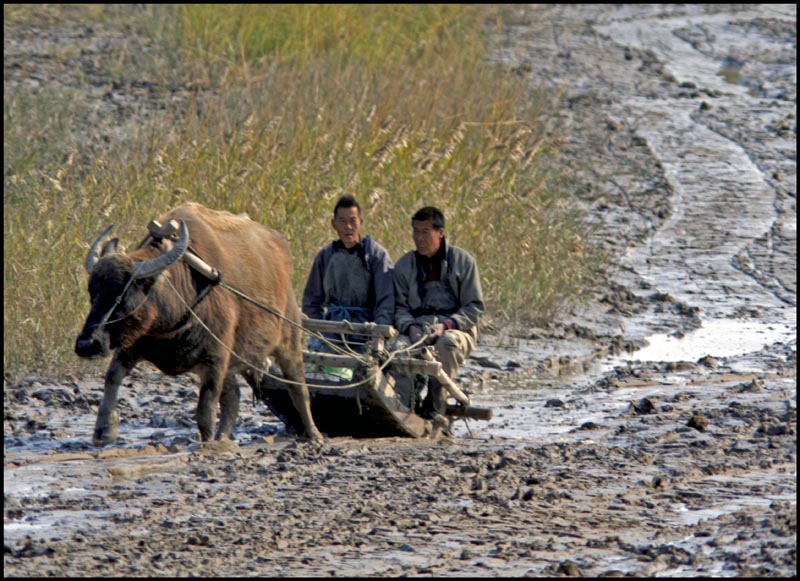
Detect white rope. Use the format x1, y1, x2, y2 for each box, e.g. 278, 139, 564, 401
162, 276, 428, 390
93, 262, 168, 330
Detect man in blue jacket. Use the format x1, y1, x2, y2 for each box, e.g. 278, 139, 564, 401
302, 195, 394, 354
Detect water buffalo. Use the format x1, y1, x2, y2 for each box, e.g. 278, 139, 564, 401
75, 202, 322, 445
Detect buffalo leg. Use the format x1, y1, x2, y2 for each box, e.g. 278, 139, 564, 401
274, 349, 323, 443
216, 374, 241, 440
196, 367, 226, 442
93, 351, 138, 446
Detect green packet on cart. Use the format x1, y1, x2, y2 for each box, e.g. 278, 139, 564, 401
305, 363, 353, 381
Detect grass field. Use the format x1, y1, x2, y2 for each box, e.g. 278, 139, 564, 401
4, 5, 608, 378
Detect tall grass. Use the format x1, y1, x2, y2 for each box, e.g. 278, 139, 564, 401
4, 5, 608, 379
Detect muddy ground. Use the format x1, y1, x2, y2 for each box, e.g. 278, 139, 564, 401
4, 4, 796, 577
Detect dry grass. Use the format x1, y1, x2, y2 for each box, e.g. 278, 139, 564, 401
4, 5, 608, 378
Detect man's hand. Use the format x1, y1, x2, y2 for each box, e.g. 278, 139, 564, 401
408, 325, 425, 344
423, 323, 447, 345
430, 323, 446, 338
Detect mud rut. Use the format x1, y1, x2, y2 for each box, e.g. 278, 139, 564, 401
4, 5, 796, 577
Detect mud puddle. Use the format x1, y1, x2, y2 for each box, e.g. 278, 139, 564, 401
614, 319, 796, 363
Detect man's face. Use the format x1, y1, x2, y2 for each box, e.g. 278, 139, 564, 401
332, 206, 363, 249
412, 219, 443, 258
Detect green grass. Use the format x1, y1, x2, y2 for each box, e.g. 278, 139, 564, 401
4, 4, 609, 379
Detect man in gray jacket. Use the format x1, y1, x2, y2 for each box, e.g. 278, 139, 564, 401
302, 195, 394, 354
393, 206, 484, 419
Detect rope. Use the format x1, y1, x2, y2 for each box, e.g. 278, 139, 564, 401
92, 263, 149, 329
219, 279, 428, 362
221, 282, 373, 361
92, 254, 472, 425
163, 276, 429, 390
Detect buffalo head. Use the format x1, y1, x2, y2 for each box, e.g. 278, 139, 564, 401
75, 221, 189, 358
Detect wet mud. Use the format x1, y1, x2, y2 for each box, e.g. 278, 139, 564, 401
4, 4, 796, 577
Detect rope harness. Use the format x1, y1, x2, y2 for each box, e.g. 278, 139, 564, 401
162, 274, 427, 390
91, 263, 147, 330
89, 235, 471, 430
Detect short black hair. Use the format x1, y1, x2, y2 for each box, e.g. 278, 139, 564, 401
334, 194, 361, 217
411, 206, 445, 230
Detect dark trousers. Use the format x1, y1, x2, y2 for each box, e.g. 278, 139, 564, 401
419, 378, 445, 418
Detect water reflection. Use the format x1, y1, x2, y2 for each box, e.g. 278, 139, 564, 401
616, 319, 795, 363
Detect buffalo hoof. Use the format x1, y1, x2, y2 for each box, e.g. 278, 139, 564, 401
306, 427, 324, 444
92, 412, 119, 446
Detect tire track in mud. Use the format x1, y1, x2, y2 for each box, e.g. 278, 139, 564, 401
616, 97, 786, 317
594, 5, 797, 325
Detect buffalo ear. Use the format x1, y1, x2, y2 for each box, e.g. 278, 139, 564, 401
101, 238, 120, 257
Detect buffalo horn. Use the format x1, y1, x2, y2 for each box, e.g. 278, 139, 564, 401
133, 219, 189, 279
84, 224, 115, 274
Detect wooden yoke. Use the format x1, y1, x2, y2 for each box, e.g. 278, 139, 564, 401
148, 219, 221, 282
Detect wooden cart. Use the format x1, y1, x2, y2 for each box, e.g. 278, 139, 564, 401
253, 319, 493, 438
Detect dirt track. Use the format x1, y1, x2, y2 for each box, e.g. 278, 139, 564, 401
4, 5, 796, 577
